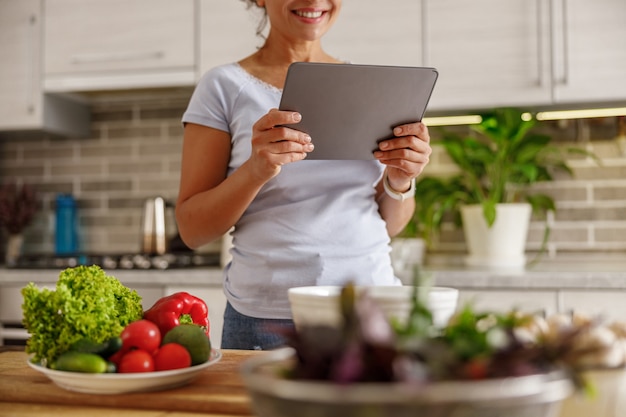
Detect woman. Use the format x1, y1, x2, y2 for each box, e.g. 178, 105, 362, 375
176, 0, 432, 350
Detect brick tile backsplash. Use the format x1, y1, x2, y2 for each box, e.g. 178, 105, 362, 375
0, 91, 625, 260
595, 185, 626, 200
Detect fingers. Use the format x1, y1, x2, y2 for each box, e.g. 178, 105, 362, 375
393, 121, 430, 143
253, 109, 312, 146
374, 122, 431, 178
248, 110, 314, 179
375, 123, 430, 159
255, 108, 302, 132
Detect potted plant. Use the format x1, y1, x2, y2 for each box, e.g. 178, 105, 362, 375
0, 181, 38, 266
410, 107, 597, 268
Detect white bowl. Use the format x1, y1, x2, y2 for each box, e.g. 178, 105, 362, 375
288, 285, 458, 329
27, 349, 222, 394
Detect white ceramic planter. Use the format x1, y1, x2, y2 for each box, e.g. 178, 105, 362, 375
390, 237, 426, 284
220, 229, 234, 269
461, 203, 531, 269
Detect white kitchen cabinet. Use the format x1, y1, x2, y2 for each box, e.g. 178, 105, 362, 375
424, 0, 552, 111
424, 0, 626, 111
165, 286, 227, 349
457, 289, 559, 316
198, 0, 259, 76
560, 290, 626, 322
323, 0, 424, 67
43, 0, 197, 92
454, 288, 626, 323
0, 0, 89, 137
550, 0, 626, 104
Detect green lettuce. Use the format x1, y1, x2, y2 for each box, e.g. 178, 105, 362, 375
22, 265, 143, 365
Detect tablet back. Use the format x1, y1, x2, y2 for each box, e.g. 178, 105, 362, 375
279, 62, 438, 160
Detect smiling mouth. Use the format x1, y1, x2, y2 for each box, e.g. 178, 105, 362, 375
293, 10, 325, 19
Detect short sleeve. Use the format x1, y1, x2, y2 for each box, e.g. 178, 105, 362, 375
181, 65, 233, 133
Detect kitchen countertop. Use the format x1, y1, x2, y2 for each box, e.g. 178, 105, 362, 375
0, 267, 224, 287
422, 259, 626, 290
1, 258, 625, 290
0, 347, 258, 416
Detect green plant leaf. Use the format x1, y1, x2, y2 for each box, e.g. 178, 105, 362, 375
482, 201, 497, 227
526, 194, 556, 219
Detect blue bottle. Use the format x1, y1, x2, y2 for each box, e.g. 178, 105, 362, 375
55, 194, 79, 255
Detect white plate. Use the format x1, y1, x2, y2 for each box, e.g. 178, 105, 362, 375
27, 349, 222, 394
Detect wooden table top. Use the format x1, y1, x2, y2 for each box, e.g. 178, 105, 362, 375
0, 347, 261, 416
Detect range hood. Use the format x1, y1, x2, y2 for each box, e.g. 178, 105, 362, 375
0, 93, 90, 139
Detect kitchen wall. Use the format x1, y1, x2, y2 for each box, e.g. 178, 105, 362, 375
0, 89, 220, 257
0, 90, 625, 261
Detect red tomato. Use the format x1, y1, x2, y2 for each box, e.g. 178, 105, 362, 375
120, 319, 161, 354
118, 349, 155, 373
153, 343, 192, 371
108, 349, 124, 366
461, 358, 489, 380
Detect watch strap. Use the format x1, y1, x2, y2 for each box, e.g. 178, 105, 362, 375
383, 173, 416, 202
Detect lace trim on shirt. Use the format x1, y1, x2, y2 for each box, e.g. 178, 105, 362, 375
234, 62, 282, 95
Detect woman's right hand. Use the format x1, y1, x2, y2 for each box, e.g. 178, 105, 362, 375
247, 108, 314, 181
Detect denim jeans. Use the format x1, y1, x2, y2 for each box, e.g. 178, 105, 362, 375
220, 301, 295, 350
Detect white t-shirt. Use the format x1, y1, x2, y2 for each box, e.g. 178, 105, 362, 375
182, 63, 400, 319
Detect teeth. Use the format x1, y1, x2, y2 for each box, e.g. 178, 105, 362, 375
295, 10, 323, 18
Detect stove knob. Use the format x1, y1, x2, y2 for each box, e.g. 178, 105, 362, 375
119, 255, 135, 269
133, 254, 152, 269
151, 256, 170, 270
101, 256, 118, 270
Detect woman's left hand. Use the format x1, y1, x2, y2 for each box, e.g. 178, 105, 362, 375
373, 122, 432, 191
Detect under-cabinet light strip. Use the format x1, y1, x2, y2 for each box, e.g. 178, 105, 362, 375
534, 107, 626, 121
423, 107, 626, 126
423, 115, 482, 126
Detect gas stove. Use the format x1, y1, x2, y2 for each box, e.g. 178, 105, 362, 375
9, 252, 221, 270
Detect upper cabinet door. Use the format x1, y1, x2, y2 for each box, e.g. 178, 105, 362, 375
425, 0, 553, 111
198, 0, 260, 77
0, 0, 42, 130
43, 0, 197, 92
551, 0, 626, 104
322, 0, 424, 67
0, 0, 89, 137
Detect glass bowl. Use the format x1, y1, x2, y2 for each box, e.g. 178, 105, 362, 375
241, 347, 574, 417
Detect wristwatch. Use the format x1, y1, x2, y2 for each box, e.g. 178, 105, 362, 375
383, 173, 416, 202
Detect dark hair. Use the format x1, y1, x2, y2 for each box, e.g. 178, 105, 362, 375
240, 0, 268, 39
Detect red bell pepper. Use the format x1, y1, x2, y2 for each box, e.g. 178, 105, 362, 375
143, 292, 210, 336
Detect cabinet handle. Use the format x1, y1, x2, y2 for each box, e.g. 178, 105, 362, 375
548, 0, 557, 89
70, 51, 165, 65
536, 0, 544, 87
421, 0, 429, 66
27, 14, 37, 114
560, 0, 569, 85
549, 0, 569, 86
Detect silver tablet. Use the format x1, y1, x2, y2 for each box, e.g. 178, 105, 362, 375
279, 62, 438, 160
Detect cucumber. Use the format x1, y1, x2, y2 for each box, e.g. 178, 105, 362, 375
105, 361, 117, 373
70, 336, 122, 358
53, 351, 108, 373
99, 336, 123, 358
70, 338, 108, 354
